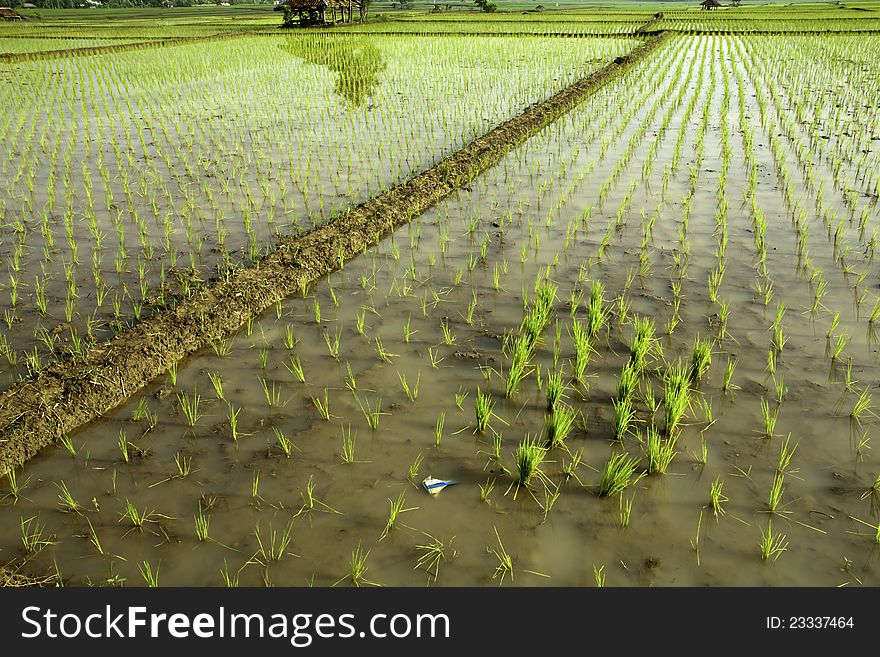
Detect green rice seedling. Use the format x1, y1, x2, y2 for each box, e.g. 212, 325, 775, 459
474, 388, 496, 433
570, 320, 595, 384
562, 449, 586, 486
139, 561, 160, 588
598, 452, 643, 497
870, 299, 880, 325
117, 431, 130, 463
768, 472, 785, 514
612, 398, 638, 440
629, 316, 656, 371
344, 362, 357, 392
58, 434, 77, 458
545, 369, 567, 411
759, 521, 788, 561
427, 346, 444, 369
194, 504, 210, 542
545, 405, 577, 448
20, 515, 54, 555
174, 452, 192, 478
593, 564, 606, 587
663, 362, 690, 437
619, 494, 634, 528
311, 388, 331, 421
403, 315, 415, 342
260, 378, 285, 407
643, 385, 659, 418
689, 335, 712, 383
323, 327, 341, 360
480, 477, 496, 504
514, 435, 546, 487
3, 469, 28, 503
207, 372, 224, 400
645, 425, 677, 474
340, 424, 357, 464
440, 319, 456, 346
118, 498, 156, 534
375, 337, 397, 363
407, 453, 424, 482
168, 363, 178, 387
832, 332, 849, 361
826, 313, 840, 339
211, 335, 236, 362
434, 413, 445, 448
850, 387, 875, 426
298, 476, 341, 516
177, 387, 202, 427
414, 533, 457, 582
274, 427, 295, 459
285, 353, 306, 383
760, 398, 778, 439
338, 543, 377, 587
586, 280, 607, 338
847, 516, 880, 544
252, 471, 262, 502
253, 519, 295, 565
708, 476, 728, 519
355, 394, 384, 430
490, 527, 515, 584
259, 347, 269, 370
55, 481, 83, 514
772, 373, 786, 403
616, 362, 639, 404
690, 510, 703, 566
85, 518, 104, 557
398, 370, 421, 403
504, 339, 532, 398
380, 491, 418, 540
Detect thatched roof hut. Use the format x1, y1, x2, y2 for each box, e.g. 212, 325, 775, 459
280, 0, 362, 25
0, 6, 24, 19
700, 0, 721, 9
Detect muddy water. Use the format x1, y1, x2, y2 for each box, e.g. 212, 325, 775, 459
2, 34, 879, 587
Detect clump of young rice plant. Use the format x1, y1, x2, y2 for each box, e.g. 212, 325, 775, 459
645, 425, 677, 474
689, 335, 712, 383
177, 387, 202, 427
598, 452, 643, 497
337, 543, 377, 587
253, 519, 295, 565
414, 533, 457, 583
474, 388, 496, 433
759, 521, 788, 561
545, 404, 577, 448
629, 315, 657, 372
663, 361, 690, 437
545, 368, 567, 411
850, 387, 875, 426
708, 476, 728, 519
513, 435, 547, 488
760, 398, 778, 439
380, 491, 418, 540
612, 398, 638, 440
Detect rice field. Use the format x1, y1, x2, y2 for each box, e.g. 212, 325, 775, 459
1, 4, 880, 589
0, 33, 635, 390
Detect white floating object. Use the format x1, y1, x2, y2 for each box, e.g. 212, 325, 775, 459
422, 476, 457, 495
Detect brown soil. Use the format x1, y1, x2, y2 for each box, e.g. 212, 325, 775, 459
0, 561, 57, 587
0, 30, 671, 476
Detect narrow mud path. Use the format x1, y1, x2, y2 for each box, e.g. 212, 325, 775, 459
0, 30, 671, 474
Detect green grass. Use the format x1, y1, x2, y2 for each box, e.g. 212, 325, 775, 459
645, 425, 677, 474
514, 435, 547, 486
545, 404, 577, 448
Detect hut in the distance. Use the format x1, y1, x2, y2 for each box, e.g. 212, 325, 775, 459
700, 0, 721, 9
280, 0, 362, 26
0, 7, 24, 19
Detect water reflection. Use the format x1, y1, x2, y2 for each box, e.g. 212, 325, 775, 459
282, 35, 385, 107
